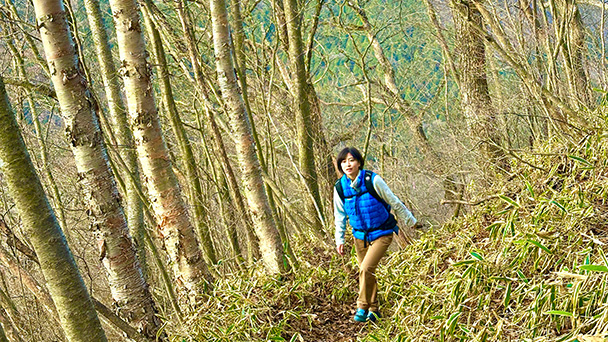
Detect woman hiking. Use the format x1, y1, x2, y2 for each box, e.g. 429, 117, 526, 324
333, 147, 419, 322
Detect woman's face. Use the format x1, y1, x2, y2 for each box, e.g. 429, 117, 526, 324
341, 153, 360, 180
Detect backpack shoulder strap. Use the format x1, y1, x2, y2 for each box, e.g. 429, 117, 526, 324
364, 170, 388, 207
334, 178, 345, 203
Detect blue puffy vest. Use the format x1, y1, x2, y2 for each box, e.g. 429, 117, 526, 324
339, 170, 397, 244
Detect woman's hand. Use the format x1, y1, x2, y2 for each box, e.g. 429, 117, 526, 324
336, 244, 345, 256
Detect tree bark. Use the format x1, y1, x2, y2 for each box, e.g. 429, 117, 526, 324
168, 0, 261, 263
106, 0, 212, 293
452, 0, 506, 167
83, 0, 147, 273
30, 0, 161, 337
0, 76, 107, 342
4, 38, 70, 241
282, 0, 326, 233
230, 0, 297, 267
210, 0, 285, 274
141, 7, 217, 265
559, 0, 591, 108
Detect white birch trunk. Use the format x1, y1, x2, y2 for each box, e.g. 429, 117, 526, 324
83, 0, 147, 273
31, 0, 161, 337
210, 0, 285, 274
106, 0, 212, 292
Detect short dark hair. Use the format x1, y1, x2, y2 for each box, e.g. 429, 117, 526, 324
336, 147, 364, 174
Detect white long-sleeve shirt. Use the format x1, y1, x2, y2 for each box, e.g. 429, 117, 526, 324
334, 170, 417, 247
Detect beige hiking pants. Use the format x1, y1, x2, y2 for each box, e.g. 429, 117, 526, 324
354, 234, 393, 311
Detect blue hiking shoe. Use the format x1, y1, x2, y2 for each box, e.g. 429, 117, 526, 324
368, 311, 381, 322
353, 308, 368, 322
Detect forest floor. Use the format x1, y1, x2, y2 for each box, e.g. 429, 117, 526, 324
182, 134, 608, 341
289, 295, 364, 342
277, 246, 371, 342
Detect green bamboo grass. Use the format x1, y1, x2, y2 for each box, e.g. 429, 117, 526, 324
171, 115, 608, 341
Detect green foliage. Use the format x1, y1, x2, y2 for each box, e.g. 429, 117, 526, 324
172, 248, 359, 341
175, 118, 608, 341
369, 130, 608, 341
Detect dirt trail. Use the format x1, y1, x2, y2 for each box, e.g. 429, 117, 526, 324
297, 300, 370, 341
285, 248, 374, 341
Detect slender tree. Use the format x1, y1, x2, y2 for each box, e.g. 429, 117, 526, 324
210, 0, 285, 274
229, 0, 297, 266
166, 0, 261, 262
3, 38, 69, 240
559, 0, 591, 108
30, 0, 161, 336
82, 0, 146, 271
141, 9, 217, 265
106, 0, 212, 291
282, 0, 326, 233
452, 0, 506, 166
0, 76, 107, 342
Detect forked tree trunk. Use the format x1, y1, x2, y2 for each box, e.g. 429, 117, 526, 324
0, 76, 107, 342
30, 0, 161, 337
559, 0, 591, 108
282, 0, 326, 233
453, 0, 506, 167
210, 0, 285, 274
83, 0, 146, 272
107, 0, 212, 292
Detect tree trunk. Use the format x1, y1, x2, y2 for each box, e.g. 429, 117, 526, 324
106, 0, 212, 293
0, 76, 107, 342
453, 0, 506, 167
1, 217, 153, 342
230, 0, 297, 267
210, 0, 285, 274
282, 0, 326, 233
141, 7, 217, 265
30, 0, 161, 337
560, 0, 591, 108
168, 0, 261, 262
83, 0, 146, 273
4, 38, 69, 241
